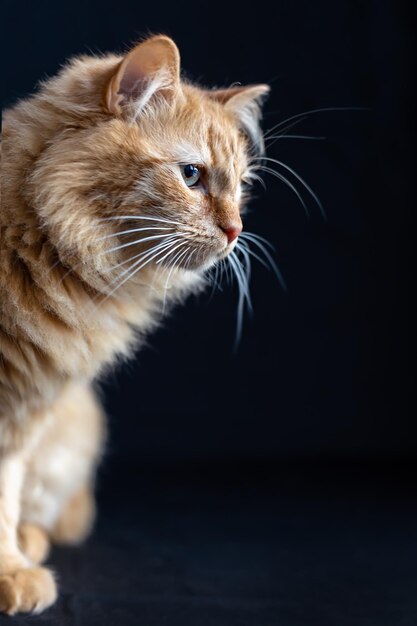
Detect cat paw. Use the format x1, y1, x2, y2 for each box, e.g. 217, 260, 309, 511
0, 567, 57, 616
18, 523, 50, 565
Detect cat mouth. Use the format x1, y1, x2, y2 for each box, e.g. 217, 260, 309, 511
155, 235, 237, 273
218, 239, 238, 258
165, 245, 230, 272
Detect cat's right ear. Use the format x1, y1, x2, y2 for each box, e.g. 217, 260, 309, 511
105, 35, 181, 116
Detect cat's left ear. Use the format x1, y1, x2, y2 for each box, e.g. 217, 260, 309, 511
209, 84, 270, 149
105, 35, 181, 116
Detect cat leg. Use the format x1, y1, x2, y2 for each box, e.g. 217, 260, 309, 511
50, 485, 95, 545
0, 453, 56, 616
0, 454, 28, 572
21, 382, 105, 545
18, 523, 50, 565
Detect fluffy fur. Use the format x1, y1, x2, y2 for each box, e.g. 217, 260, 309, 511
0, 35, 268, 614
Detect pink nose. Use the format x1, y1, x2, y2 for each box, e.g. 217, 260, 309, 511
220, 222, 242, 244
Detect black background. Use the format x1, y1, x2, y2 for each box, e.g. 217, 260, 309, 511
1, 2, 415, 625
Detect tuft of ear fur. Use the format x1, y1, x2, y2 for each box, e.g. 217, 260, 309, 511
209, 84, 270, 152
105, 35, 181, 116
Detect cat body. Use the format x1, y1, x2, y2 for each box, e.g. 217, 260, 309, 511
0, 35, 268, 614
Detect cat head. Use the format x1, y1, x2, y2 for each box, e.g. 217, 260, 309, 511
27, 35, 269, 295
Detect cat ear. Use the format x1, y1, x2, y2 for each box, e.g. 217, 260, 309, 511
209, 84, 270, 150
208, 84, 269, 106
105, 35, 181, 115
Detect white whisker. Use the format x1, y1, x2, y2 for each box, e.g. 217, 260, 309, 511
264, 117, 309, 140
206, 260, 222, 302
99, 215, 185, 227
263, 106, 367, 139
229, 250, 251, 311
105, 236, 181, 274
237, 239, 271, 273
104, 232, 182, 255
244, 169, 267, 190
254, 164, 309, 216
227, 252, 247, 350
97, 239, 181, 304
185, 248, 196, 271
265, 134, 326, 151
161, 245, 190, 313
236, 243, 252, 293
252, 156, 325, 218
164, 245, 189, 283
239, 232, 286, 291
222, 257, 232, 286
98, 226, 173, 241
112, 238, 182, 282
155, 240, 188, 266
266, 134, 326, 141
238, 231, 276, 251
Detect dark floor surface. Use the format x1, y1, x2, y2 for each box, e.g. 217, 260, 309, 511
2, 458, 416, 626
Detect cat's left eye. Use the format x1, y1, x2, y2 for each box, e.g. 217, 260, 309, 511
181, 164, 201, 187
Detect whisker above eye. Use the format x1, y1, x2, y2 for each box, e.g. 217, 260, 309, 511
252, 156, 325, 219
254, 165, 309, 216
265, 134, 326, 148
264, 117, 309, 140
244, 170, 267, 190
263, 106, 367, 139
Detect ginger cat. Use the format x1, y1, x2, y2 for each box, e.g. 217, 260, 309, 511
0, 35, 269, 614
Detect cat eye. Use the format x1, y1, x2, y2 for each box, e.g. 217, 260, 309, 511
181, 164, 201, 187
